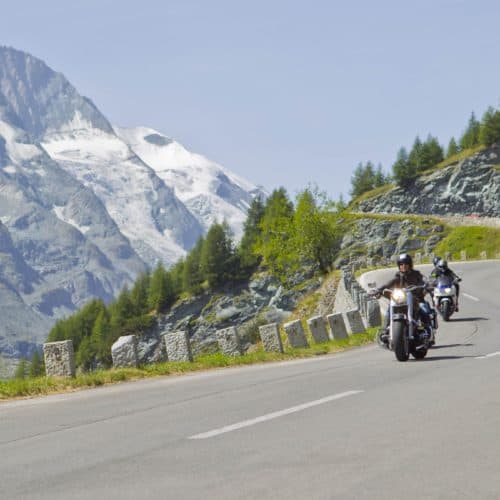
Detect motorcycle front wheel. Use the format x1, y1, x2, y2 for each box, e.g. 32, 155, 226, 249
392, 322, 409, 362
442, 301, 451, 321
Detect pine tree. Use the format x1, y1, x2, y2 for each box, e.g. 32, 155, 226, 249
169, 259, 185, 296
446, 137, 459, 158
408, 136, 423, 172
28, 350, 44, 378
392, 147, 416, 187
479, 107, 500, 146
350, 162, 377, 198
90, 309, 112, 367
293, 188, 340, 273
256, 188, 295, 277
130, 272, 151, 315
373, 163, 387, 187
14, 359, 27, 379
200, 222, 237, 290
238, 196, 265, 272
148, 263, 175, 313
417, 135, 443, 171
460, 112, 481, 150
182, 237, 205, 294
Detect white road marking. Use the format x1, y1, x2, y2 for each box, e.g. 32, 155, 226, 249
463, 293, 479, 302
188, 390, 363, 439
475, 351, 500, 360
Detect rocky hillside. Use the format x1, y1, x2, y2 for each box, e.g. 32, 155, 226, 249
354, 145, 500, 217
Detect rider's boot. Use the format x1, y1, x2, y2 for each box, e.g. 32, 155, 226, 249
377, 328, 389, 348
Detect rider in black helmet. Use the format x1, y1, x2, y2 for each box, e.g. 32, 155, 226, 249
430, 258, 461, 311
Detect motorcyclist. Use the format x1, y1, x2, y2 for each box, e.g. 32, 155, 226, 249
429, 259, 461, 311
374, 253, 434, 346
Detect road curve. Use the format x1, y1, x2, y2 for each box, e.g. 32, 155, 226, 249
1, 261, 499, 500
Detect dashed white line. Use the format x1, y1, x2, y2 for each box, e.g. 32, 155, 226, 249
188, 390, 363, 439
463, 293, 479, 302
475, 351, 500, 360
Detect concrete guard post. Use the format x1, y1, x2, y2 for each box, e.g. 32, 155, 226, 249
283, 319, 309, 348
163, 330, 193, 362
345, 309, 365, 334
258, 323, 284, 353
43, 340, 76, 377
306, 315, 330, 343
366, 299, 382, 327
216, 326, 242, 356
326, 313, 348, 340
111, 335, 138, 368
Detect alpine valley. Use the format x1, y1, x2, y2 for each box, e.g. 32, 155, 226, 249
0, 46, 266, 359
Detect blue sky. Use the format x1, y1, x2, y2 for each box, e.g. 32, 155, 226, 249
2, 0, 499, 201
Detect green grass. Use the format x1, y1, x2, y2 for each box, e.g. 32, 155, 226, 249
429, 145, 485, 172
433, 226, 500, 260
0, 328, 378, 401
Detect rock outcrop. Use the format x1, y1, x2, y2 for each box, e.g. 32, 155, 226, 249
356, 146, 500, 217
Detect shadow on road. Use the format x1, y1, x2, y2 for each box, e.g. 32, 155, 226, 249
431, 343, 474, 349
447, 317, 488, 322
420, 355, 476, 361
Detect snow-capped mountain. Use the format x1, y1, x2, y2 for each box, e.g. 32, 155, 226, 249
0, 46, 266, 358
114, 126, 263, 240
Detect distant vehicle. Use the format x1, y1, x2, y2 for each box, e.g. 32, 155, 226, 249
432, 274, 458, 321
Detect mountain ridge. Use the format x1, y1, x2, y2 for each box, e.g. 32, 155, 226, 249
0, 46, 265, 358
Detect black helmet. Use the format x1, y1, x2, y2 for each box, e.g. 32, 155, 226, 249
433, 256, 441, 266
437, 258, 448, 269
397, 253, 413, 267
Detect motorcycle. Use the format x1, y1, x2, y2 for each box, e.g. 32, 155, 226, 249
370, 284, 436, 362
431, 274, 458, 321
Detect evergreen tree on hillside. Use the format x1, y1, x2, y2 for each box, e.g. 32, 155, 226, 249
392, 147, 416, 187
257, 188, 295, 277
408, 136, 424, 172
169, 259, 185, 296
460, 112, 481, 149
110, 286, 134, 330
479, 107, 500, 146
238, 196, 265, 272
446, 137, 459, 158
90, 309, 113, 367
14, 359, 27, 379
293, 188, 340, 273
183, 237, 205, 294
130, 272, 151, 316
29, 350, 44, 377
373, 163, 387, 187
420, 135, 444, 169
148, 263, 175, 313
350, 162, 376, 198
200, 222, 237, 290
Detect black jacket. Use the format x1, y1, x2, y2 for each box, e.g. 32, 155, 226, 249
378, 269, 428, 301
430, 266, 460, 282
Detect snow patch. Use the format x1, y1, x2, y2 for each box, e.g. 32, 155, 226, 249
52, 205, 91, 234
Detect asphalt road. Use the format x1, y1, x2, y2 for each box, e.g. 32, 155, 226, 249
1, 261, 499, 500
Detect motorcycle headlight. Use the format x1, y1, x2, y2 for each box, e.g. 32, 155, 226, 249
392, 289, 406, 304
444, 287, 452, 293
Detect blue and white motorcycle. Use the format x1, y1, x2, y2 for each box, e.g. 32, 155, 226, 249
431, 274, 458, 321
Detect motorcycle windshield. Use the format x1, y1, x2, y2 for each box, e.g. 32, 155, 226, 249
437, 275, 454, 287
